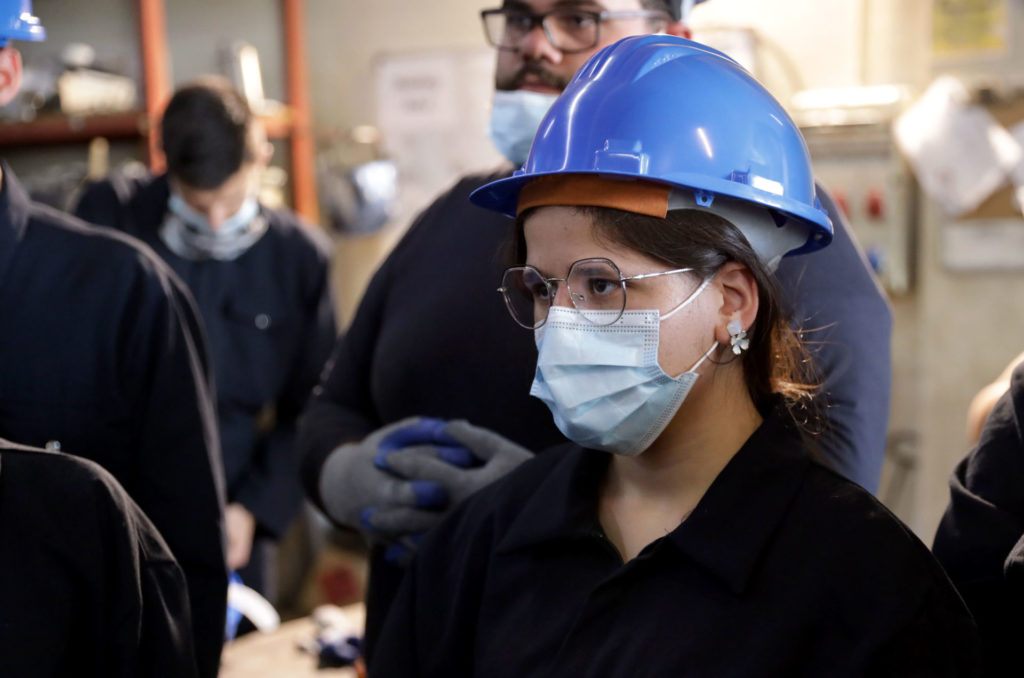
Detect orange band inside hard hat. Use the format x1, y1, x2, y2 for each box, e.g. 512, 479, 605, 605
516, 175, 670, 218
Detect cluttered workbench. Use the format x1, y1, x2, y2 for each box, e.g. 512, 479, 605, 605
220, 604, 366, 678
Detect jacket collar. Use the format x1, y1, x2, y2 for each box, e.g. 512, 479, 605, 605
664, 415, 811, 594
495, 413, 812, 595
494, 444, 609, 554
0, 163, 34, 287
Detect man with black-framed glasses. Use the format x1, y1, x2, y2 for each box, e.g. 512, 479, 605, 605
483, 1, 679, 165
480, 5, 671, 54
297, 0, 892, 662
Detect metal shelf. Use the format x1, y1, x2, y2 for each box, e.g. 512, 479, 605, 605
0, 0, 318, 222
0, 111, 147, 146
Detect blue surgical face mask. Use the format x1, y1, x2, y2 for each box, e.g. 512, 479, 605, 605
488, 89, 560, 166
529, 277, 717, 456
161, 193, 266, 261
168, 193, 260, 235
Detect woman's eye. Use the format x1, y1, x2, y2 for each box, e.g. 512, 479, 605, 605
588, 278, 617, 295
530, 282, 551, 300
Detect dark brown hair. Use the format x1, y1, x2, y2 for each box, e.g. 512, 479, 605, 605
642, 0, 681, 22
513, 205, 822, 433
160, 76, 255, 190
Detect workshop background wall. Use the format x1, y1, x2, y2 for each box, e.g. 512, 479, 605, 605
688, 0, 1024, 543
4, 0, 1023, 544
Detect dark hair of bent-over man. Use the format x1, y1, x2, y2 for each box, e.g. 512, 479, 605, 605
160, 76, 255, 190
642, 0, 681, 22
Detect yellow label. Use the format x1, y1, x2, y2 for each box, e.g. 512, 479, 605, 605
933, 0, 1008, 55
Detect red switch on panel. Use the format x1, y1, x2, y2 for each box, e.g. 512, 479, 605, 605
833, 189, 850, 219
866, 188, 885, 219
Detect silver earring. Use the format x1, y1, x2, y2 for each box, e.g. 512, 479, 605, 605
727, 320, 749, 355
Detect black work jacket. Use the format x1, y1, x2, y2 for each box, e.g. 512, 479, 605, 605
373, 416, 980, 677
934, 362, 1024, 677
0, 166, 226, 678
0, 440, 198, 677
75, 173, 336, 538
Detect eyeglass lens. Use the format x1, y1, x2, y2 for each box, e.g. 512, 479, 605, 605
483, 9, 600, 52
501, 259, 626, 329
501, 266, 550, 329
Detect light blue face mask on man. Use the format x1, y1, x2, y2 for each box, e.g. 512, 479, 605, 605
488, 89, 560, 166
160, 193, 267, 261
530, 277, 718, 456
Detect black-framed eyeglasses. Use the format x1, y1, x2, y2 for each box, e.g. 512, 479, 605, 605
498, 257, 693, 329
480, 7, 670, 54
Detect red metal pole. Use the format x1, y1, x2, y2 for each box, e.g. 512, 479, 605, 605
138, 0, 171, 172
282, 0, 319, 223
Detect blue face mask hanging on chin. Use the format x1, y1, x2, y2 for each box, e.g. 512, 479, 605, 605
529, 277, 718, 456
488, 90, 560, 166
161, 193, 267, 261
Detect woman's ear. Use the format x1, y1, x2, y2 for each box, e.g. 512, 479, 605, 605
712, 261, 759, 347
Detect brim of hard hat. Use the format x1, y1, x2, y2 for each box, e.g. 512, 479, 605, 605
469, 169, 834, 256
3, 26, 46, 43
3, 13, 46, 43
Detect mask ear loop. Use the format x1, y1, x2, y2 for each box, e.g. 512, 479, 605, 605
708, 323, 749, 367
659, 275, 720, 378
657, 271, 744, 369
687, 340, 720, 374
660, 275, 713, 322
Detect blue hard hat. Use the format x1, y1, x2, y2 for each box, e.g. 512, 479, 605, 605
470, 35, 832, 258
0, 0, 46, 46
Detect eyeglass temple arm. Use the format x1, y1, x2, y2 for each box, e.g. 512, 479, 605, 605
621, 267, 693, 282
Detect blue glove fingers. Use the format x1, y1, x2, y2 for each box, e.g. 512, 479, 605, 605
410, 480, 448, 508
373, 448, 391, 471
359, 507, 380, 533
359, 482, 446, 536
378, 417, 462, 453
436, 444, 479, 468
375, 444, 479, 472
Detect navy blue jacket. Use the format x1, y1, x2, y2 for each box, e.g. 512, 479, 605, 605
0, 440, 198, 677
0, 166, 226, 678
75, 173, 336, 540
297, 167, 892, 659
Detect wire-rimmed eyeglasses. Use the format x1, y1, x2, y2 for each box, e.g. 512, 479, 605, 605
480, 7, 670, 54
498, 257, 694, 329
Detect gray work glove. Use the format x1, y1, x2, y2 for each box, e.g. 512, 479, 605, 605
318, 417, 464, 540
380, 419, 532, 508
377, 418, 532, 563
319, 417, 531, 565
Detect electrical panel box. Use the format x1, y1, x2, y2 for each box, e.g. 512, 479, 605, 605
802, 123, 917, 295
